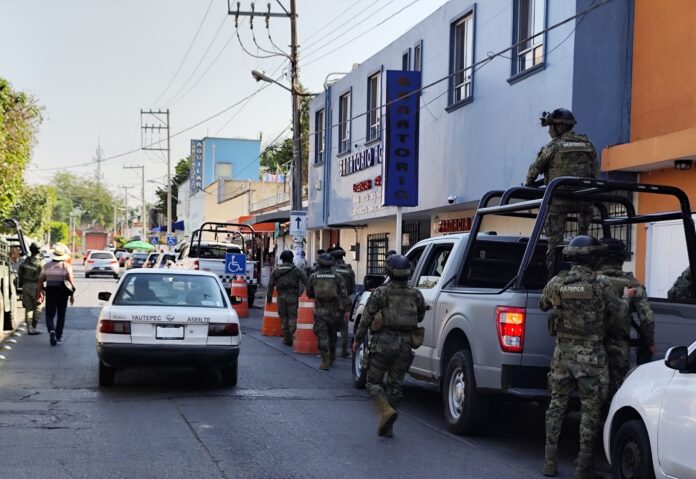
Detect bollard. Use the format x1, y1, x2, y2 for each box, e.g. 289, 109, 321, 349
230, 279, 249, 318
293, 293, 318, 354
260, 290, 282, 336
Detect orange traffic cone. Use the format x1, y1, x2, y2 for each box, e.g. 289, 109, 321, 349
260, 290, 283, 336
230, 278, 249, 318
293, 293, 318, 354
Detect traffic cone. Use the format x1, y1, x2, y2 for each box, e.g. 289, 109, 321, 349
293, 293, 318, 354
260, 290, 282, 336
230, 278, 249, 318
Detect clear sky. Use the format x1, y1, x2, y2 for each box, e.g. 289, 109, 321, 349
1, 0, 448, 200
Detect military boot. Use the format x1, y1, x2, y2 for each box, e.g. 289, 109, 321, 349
340, 344, 350, 358
375, 397, 398, 437
319, 352, 331, 370
575, 452, 600, 479
27, 325, 37, 335
282, 333, 293, 346
542, 445, 558, 477
329, 347, 336, 366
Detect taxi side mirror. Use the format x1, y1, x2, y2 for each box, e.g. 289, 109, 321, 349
665, 346, 688, 372
98, 292, 112, 302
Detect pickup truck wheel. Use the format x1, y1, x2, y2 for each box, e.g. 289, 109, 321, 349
352, 334, 368, 389
611, 419, 654, 479
443, 350, 488, 435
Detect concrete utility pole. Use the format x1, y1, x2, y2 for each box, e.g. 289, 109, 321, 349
124, 166, 146, 240
94, 140, 104, 187
230, 0, 305, 256
118, 185, 132, 237
141, 109, 172, 240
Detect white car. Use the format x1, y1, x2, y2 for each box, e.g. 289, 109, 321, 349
604, 340, 696, 479
95, 270, 240, 387
85, 250, 119, 279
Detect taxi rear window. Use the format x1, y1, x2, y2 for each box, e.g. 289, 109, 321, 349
113, 274, 227, 308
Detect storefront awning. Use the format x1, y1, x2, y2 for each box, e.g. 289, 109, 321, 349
228, 215, 277, 233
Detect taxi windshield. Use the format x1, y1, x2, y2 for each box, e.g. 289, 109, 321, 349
113, 273, 227, 308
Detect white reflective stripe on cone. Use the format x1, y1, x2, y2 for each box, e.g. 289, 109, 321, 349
298, 302, 314, 308
296, 323, 314, 330
264, 311, 279, 318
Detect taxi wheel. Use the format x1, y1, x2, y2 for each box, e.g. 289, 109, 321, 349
219, 362, 238, 387
98, 361, 116, 387
611, 419, 655, 479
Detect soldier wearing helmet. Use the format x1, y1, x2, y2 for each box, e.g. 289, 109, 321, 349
353, 254, 425, 438
539, 235, 629, 478
330, 247, 356, 358
267, 250, 308, 346
17, 242, 44, 334
597, 237, 655, 394
307, 253, 348, 370
526, 108, 599, 278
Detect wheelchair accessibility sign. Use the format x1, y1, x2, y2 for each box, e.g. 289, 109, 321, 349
225, 253, 246, 275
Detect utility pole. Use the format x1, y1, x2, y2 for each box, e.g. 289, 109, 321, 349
141, 109, 172, 241
229, 0, 304, 257
118, 185, 132, 237
124, 166, 146, 240
94, 140, 104, 187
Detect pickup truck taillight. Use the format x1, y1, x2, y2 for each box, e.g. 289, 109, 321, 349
98, 320, 131, 334
208, 323, 239, 336
496, 306, 525, 353
193, 260, 199, 270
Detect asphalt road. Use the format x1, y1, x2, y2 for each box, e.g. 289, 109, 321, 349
0, 265, 611, 478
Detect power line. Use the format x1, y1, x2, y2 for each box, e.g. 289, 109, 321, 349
151, 0, 215, 107
300, 0, 369, 44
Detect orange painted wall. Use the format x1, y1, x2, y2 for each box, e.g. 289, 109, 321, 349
631, 1, 696, 142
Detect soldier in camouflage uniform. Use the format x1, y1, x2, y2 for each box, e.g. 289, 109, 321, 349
667, 266, 693, 300
267, 250, 308, 346
598, 238, 655, 397
307, 253, 348, 370
17, 242, 43, 335
353, 255, 425, 438
331, 247, 356, 358
540, 235, 627, 478
526, 108, 599, 278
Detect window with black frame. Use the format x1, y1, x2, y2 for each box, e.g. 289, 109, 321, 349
367, 233, 389, 274
512, 0, 545, 77
366, 72, 381, 142
338, 92, 351, 154
449, 11, 474, 106
314, 109, 325, 164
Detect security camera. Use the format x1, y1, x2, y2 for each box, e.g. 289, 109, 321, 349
447, 194, 457, 205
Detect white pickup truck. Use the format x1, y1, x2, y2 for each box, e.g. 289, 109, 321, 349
351, 177, 696, 435
174, 222, 259, 305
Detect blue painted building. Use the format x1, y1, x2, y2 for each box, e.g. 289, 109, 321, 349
192, 137, 261, 188
306, 0, 633, 279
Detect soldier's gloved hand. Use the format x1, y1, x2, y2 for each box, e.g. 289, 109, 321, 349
623, 287, 637, 298
649, 343, 656, 356
352, 340, 358, 354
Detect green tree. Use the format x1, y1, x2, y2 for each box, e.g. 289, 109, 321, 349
9, 184, 56, 237
153, 156, 190, 224
0, 78, 43, 218
50, 172, 115, 227
49, 221, 69, 243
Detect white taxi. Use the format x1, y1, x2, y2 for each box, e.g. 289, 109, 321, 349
96, 270, 240, 387
604, 340, 696, 479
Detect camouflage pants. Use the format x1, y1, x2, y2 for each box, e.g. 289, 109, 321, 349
607, 338, 630, 398
277, 295, 299, 339
22, 288, 40, 328
366, 331, 414, 408
313, 310, 341, 354
545, 341, 607, 456
545, 201, 593, 276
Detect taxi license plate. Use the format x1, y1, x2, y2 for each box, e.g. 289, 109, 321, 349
156, 325, 184, 340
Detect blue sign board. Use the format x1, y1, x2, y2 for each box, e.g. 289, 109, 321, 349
225, 253, 246, 275
383, 70, 421, 207
166, 235, 177, 246
149, 236, 159, 245
190, 139, 204, 192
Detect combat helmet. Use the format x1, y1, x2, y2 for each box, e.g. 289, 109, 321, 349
385, 250, 397, 260
317, 253, 333, 267
280, 250, 294, 263
562, 235, 606, 267
540, 108, 576, 127
330, 247, 346, 259
29, 242, 41, 255
599, 237, 628, 261
385, 254, 411, 280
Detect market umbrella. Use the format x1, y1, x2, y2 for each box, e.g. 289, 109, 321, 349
123, 240, 155, 252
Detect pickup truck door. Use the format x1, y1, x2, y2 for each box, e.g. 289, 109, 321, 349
410, 241, 455, 378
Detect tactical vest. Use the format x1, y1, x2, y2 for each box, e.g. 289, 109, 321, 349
546, 134, 596, 184
381, 284, 420, 331
554, 273, 604, 341
313, 272, 339, 301
19, 256, 42, 290
274, 265, 301, 295
334, 263, 356, 295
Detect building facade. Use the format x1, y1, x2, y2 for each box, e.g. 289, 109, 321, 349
189, 137, 262, 191
307, 0, 633, 282
602, 0, 696, 297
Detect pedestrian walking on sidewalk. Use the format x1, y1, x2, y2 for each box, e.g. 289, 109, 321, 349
37, 243, 76, 346
330, 247, 356, 358
307, 253, 347, 370
17, 242, 44, 334
267, 250, 307, 346
353, 254, 425, 438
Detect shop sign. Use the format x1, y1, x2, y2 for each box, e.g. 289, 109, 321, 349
383, 70, 421, 207
352, 187, 384, 217
339, 143, 383, 177
190, 140, 204, 192
438, 217, 472, 233
353, 175, 382, 193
